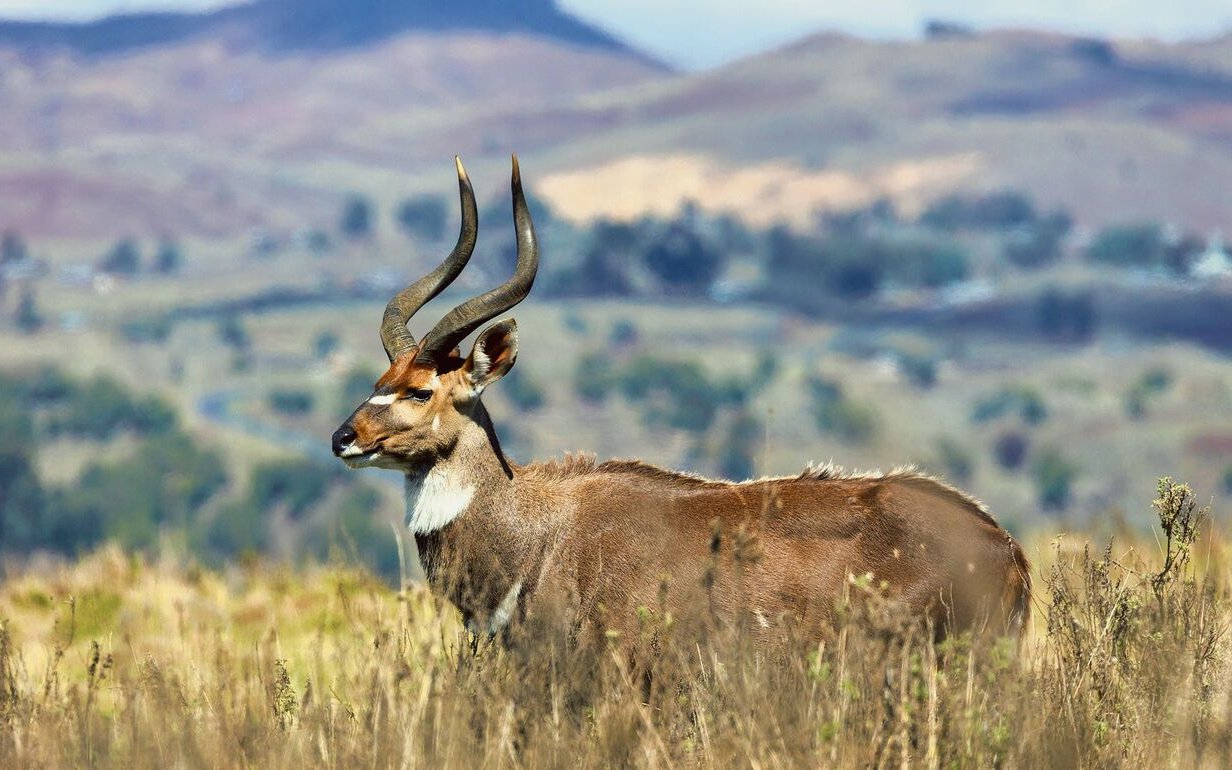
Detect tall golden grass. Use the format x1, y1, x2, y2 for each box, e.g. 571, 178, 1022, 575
0, 478, 1228, 767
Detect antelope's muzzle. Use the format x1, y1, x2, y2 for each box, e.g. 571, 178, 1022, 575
331, 423, 358, 457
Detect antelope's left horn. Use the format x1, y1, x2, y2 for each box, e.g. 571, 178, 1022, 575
379, 156, 479, 362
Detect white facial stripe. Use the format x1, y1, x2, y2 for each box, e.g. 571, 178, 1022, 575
488, 581, 523, 635
367, 393, 397, 406
404, 467, 474, 534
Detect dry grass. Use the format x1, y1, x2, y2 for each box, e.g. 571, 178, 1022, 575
1, 478, 1230, 767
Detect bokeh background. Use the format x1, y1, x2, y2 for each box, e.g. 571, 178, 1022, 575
2, 0, 1232, 578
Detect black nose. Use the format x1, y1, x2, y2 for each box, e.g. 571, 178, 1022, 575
332, 424, 357, 456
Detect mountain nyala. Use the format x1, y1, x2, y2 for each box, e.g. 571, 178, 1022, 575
331, 156, 1031, 646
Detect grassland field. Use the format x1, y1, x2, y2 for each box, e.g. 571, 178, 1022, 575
1, 478, 1230, 766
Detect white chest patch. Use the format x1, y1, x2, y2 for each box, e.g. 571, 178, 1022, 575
404, 467, 475, 534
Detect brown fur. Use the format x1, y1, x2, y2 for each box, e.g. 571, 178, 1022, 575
331, 164, 1030, 646
335, 331, 1031, 646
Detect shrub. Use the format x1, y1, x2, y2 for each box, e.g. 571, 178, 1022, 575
716, 410, 762, 481
119, 317, 172, 344
340, 195, 374, 239
153, 239, 182, 275
53, 431, 226, 552
1033, 448, 1077, 511
1124, 367, 1172, 420
99, 238, 141, 276
303, 485, 399, 581
1036, 287, 1097, 343
501, 369, 545, 412
609, 319, 639, 346
573, 353, 614, 403
1002, 212, 1072, 269
1019, 388, 1047, 425
766, 229, 969, 304
249, 459, 335, 520
932, 437, 974, 483
0, 230, 27, 264
15, 290, 43, 334
898, 352, 938, 389
341, 366, 380, 408
643, 223, 723, 296
47, 375, 177, 440
971, 387, 1046, 426
0, 447, 46, 550
619, 356, 722, 433
268, 389, 314, 416
313, 331, 340, 359
305, 230, 333, 255
202, 500, 268, 558
808, 376, 877, 443
216, 315, 250, 351
1085, 223, 1165, 268
920, 190, 1036, 231
993, 431, 1029, 471
395, 194, 448, 241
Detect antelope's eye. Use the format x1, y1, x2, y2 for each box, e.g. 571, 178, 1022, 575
404, 388, 433, 403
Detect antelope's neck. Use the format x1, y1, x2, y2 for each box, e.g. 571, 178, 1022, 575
408, 415, 561, 631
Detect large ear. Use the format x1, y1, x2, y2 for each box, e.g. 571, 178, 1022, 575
463, 319, 518, 394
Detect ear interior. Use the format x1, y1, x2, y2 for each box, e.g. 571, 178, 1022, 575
466, 319, 518, 391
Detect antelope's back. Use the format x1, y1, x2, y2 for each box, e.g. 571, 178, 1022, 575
548, 461, 1030, 640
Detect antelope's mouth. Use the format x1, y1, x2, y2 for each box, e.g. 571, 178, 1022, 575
338, 443, 383, 468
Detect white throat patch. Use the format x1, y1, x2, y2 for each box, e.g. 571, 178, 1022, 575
404, 467, 475, 534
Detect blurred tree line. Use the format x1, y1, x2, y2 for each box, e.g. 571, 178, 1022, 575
0, 368, 397, 579
366, 184, 1210, 322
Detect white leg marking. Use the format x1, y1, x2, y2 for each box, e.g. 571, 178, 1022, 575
404, 467, 474, 534
368, 393, 397, 406
488, 581, 522, 635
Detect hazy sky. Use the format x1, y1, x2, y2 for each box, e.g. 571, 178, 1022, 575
0, 0, 1229, 69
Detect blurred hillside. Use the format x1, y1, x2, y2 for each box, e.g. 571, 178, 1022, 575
2, 10, 1232, 237
1, 3, 1231, 570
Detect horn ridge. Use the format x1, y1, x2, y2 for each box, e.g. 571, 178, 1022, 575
415, 155, 539, 367
379, 156, 478, 362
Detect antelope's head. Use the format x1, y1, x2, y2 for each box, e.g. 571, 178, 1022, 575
331, 157, 537, 473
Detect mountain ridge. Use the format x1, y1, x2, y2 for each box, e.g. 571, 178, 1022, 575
0, 0, 656, 63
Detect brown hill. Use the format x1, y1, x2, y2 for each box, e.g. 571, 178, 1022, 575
529, 30, 1232, 230
0, 32, 667, 238
3, 28, 1232, 240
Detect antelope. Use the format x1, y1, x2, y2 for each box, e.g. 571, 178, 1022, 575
331, 156, 1031, 645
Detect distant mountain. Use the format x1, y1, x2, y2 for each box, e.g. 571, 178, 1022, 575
0, 0, 647, 60
5, 25, 1232, 240
518, 30, 1232, 232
